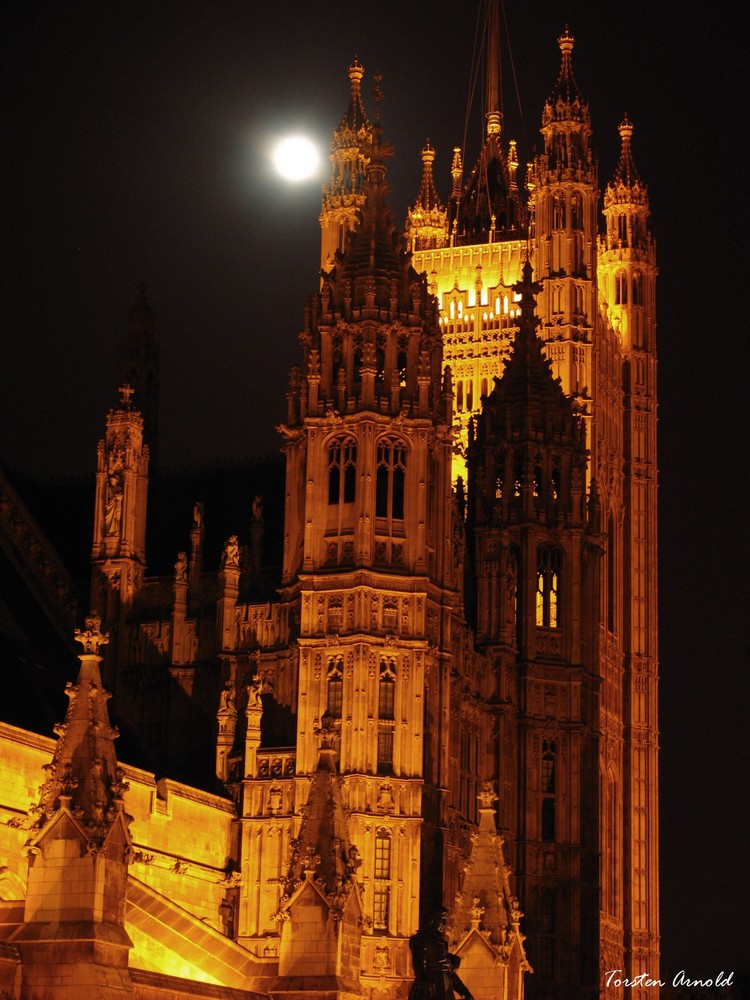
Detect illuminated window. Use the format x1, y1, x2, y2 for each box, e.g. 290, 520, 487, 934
326, 658, 343, 719
377, 660, 396, 774
397, 350, 408, 387
373, 830, 391, 930
456, 381, 463, 412
541, 739, 557, 841
376, 442, 407, 521
328, 440, 357, 505
536, 548, 561, 628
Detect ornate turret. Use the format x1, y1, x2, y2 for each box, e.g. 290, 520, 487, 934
11, 612, 134, 998
467, 261, 602, 998
90, 384, 149, 681
406, 140, 449, 251
539, 27, 592, 171
320, 57, 373, 270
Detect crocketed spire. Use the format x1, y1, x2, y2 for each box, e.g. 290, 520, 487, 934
338, 56, 369, 135
610, 114, 642, 189
33, 612, 130, 843
540, 27, 592, 171
406, 140, 448, 250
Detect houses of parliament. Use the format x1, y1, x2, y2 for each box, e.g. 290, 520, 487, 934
0, 15, 658, 1000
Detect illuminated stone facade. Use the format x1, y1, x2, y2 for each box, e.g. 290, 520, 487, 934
0, 24, 657, 1000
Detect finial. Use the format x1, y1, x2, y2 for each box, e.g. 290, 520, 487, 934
558, 25, 575, 53
349, 55, 364, 85
118, 384, 135, 407
74, 611, 109, 656
619, 113, 634, 142
421, 139, 435, 165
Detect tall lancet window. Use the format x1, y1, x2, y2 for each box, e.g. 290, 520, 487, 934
553, 192, 566, 229
376, 441, 407, 522
326, 657, 343, 719
328, 439, 357, 505
377, 659, 396, 774
373, 829, 392, 931
536, 547, 561, 628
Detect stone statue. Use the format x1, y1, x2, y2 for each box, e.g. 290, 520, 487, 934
192, 501, 204, 529
251, 495, 263, 523
221, 534, 239, 570
174, 551, 188, 583
104, 472, 124, 536
408, 908, 473, 1000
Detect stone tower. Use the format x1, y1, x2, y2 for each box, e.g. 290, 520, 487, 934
90, 385, 149, 682
466, 260, 603, 997
279, 101, 456, 991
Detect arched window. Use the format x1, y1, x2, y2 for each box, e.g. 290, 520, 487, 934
377, 659, 396, 773
376, 345, 386, 384
617, 213, 628, 245
376, 441, 407, 521
541, 739, 557, 841
456, 381, 463, 412
553, 192, 566, 229
326, 658, 343, 719
466, 381, 473, 411
536, 547, 561, 628
373, 829, 392, 930
571, 191, 583, 229
615, 271, 628, 306
328, 439, 357, 505
397, 349, 408, 387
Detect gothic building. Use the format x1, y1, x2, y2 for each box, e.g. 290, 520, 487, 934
0, 22, 657, 1000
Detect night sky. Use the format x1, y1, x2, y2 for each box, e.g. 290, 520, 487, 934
3, 0, 747, 984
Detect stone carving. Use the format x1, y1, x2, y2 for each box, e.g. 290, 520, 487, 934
174, 550, 188, 583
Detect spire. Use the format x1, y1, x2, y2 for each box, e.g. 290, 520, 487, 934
602, 115, 652, 253
540, 27, 592, 170
320, 58, 373, 269
611, 114, 641, 187
32, 612, 130, 839
274, 732, 363, 988
12, 613, 134, 997
339, 56, 369, 135
477, 261, 583, 440
406, 140, 449, 250
447, 782, 530, 991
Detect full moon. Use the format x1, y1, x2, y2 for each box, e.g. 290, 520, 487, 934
272, 136, 320, 182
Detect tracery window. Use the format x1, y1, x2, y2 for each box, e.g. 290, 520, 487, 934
553, 192, 566, 229
328, 439, 357, 506
377, 660, 396, 773
571, 191, 583, 229
536, 547, 561, 628
376, 441, 407, 521
326, 658, 343, 719
373, 829, 392, 931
